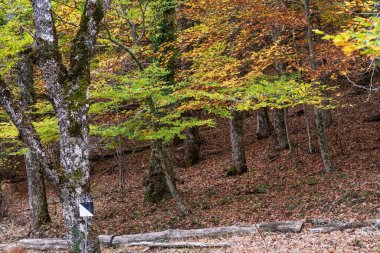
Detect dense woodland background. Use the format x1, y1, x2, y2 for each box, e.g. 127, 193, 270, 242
0, 0, 379, 252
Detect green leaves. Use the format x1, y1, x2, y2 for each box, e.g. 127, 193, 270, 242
91, 63, 214, 143
0, 0, 33, 75
321, 17, 380, 57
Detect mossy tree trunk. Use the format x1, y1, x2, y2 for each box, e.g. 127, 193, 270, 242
144, 141, 171, 203
145, 0, 184, 204
17, 49, 51, 237
0, 0, 111, 251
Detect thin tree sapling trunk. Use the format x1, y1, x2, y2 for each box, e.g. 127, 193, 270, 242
303, 104, 315, 154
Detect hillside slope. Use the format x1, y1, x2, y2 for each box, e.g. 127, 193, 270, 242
1, 85, 380, 245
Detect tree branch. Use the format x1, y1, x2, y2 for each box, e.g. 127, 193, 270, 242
0, 77, 59, 185
102, 27, 144, 71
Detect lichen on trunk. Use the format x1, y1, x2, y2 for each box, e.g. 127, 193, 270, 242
17, 49, 51, 237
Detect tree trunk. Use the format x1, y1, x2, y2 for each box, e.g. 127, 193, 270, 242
59, 185, 99, 253
183, 127, 201, 166
303, 0, 334, 173
17, 50, 36, 109
303, 104, 315, 153
25, 152, 51, 237
314, 108, 334, 173
256, 107, 272, 140
17, 49, 51, 237
145, 141, 170, 203
274, 109, 289, 151
156, 140, 189, 216
284, 108, 299, 167
321, 108, 333, 127
229, 110, 247, 175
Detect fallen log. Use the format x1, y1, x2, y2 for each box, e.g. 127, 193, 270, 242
0, 244, 17, 250
363, 114, 380, 123
0, 221, 303, 251
310, 220, 379, 234
258, 221, 303, 233
99, 221, 303, 246
17, 239, 68, 251
124, 241, 232, 249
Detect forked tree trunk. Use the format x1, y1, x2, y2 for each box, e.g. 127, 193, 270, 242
17, 50, 51, 237
183, 127, 201, 166
230, 110, 247, 175
256, 107, 272, 139
156, 140, 189, 216
274, 109, 289, 151
145, 141, 170, 203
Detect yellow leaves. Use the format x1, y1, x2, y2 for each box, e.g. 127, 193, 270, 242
332, 33, 350, 47
342, 43, 357, 55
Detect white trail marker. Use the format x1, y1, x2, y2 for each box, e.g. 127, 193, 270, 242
79, 202, 94, 253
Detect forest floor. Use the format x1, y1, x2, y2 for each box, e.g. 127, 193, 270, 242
1, 85, 380, 252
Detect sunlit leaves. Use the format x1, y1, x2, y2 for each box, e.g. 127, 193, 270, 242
0, 0, 33, 74
322, 17, 380, 57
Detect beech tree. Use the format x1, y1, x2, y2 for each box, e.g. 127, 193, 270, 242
17, 49, 51, 237
256, 107, 272, 140
0, 0, 111, 251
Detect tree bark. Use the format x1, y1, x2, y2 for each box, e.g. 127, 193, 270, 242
183, 127, 201, 166
229, 110, 247, 175
321, 108, 333, 127
156, 140, 189, 216
256, 107, 272, 140
303, 104, 315, 153
274, 109, 289, 151
314, 108, 333, 173
17, 49, 51, 238
303, 0, 334, 173
144, 141, 170, 203
1, 0, 111, 251
25, 152, 51, 237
